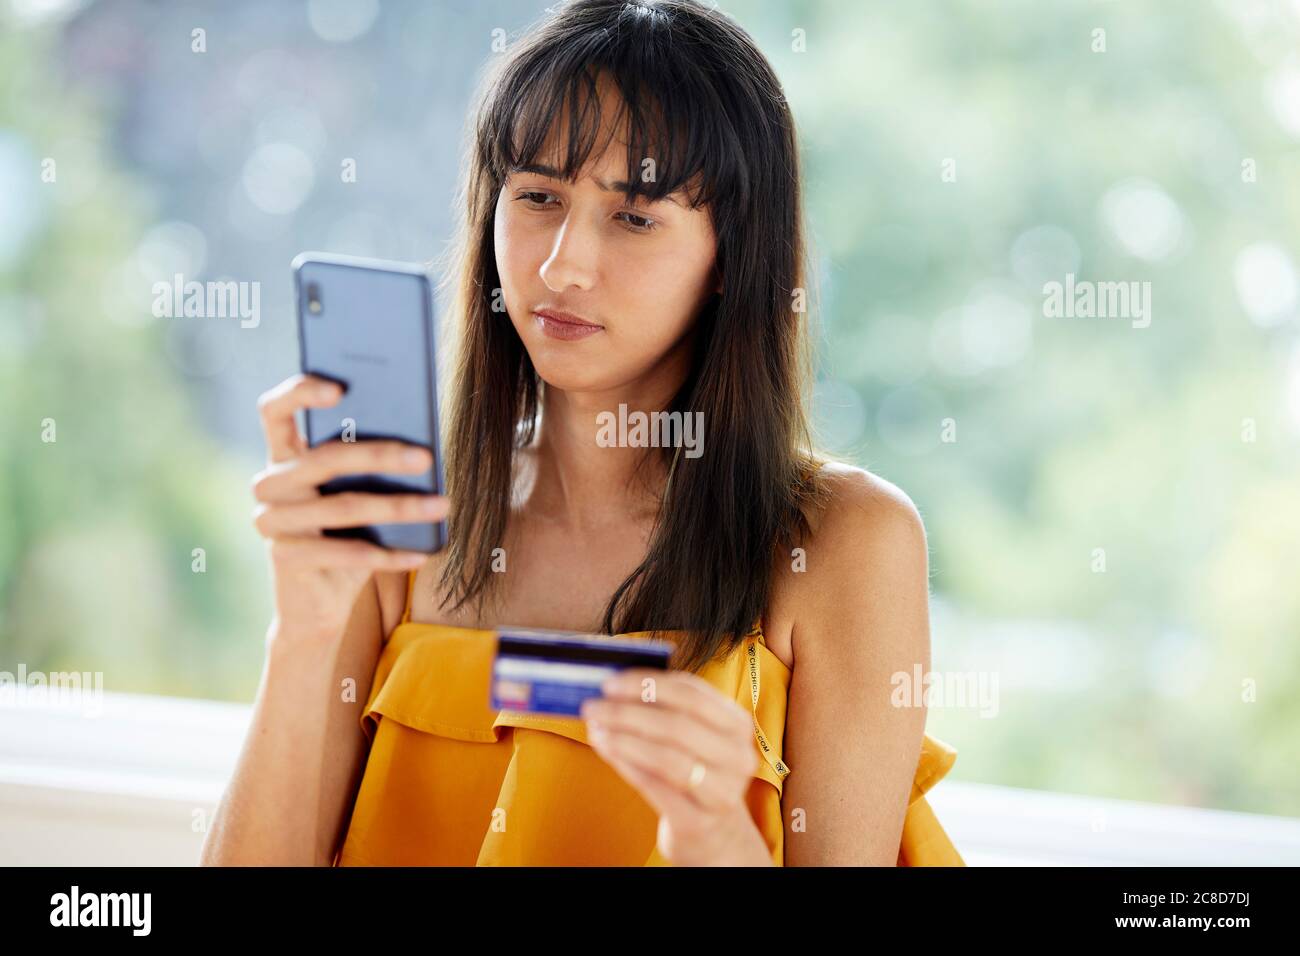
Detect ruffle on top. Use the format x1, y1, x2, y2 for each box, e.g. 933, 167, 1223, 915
335, 620, 964, 866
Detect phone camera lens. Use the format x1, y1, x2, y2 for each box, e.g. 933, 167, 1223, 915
306, 282, 322, 314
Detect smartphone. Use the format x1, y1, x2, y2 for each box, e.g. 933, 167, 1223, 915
292, 251, 447, 553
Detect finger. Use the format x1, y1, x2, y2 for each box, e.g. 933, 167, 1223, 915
589, 724, 734, 812
251, 440, 433, 502
582, 697, 748, 774
290, 439, 433, 488
597, 747, 696, 822
257, 374, 343, 464
254, 493, 449, 537
601, 668, 752, 741
267, 535, 429, 571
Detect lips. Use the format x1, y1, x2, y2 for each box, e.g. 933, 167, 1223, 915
533, 308, 602, 328
534, 309, 604, 341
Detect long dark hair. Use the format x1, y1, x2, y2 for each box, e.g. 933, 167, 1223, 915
431, 0, 833, 672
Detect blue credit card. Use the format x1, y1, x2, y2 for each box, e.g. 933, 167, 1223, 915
490, 628, 675, 717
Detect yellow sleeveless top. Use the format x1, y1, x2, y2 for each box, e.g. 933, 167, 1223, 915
334, 569, 964, 866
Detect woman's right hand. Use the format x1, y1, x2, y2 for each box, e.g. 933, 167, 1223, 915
251, 373, 447, 645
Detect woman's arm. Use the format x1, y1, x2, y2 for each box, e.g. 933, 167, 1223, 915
199, 571, 405, 866
201, 373, 441, 865
780, 466, 932, 866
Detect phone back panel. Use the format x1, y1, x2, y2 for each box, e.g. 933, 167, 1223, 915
293, 253, 446, 553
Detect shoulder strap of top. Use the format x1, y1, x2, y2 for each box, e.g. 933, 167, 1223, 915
742, 619, 789, 780
400, 568, 417, 625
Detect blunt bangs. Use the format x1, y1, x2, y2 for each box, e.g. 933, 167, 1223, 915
477, 1, 752, 213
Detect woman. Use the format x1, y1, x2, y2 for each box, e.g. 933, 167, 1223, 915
202, 0, 962, 867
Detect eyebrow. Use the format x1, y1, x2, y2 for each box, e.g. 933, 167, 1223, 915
509, 162, 684, 208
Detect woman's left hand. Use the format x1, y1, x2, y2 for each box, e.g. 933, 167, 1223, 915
580, 667, 774, 866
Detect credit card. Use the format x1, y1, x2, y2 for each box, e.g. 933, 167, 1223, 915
490, 628, 675, 718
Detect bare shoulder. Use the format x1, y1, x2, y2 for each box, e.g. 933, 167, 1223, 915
776, 462, 934, 864
807, 461, 926, 544
771, 462, 930, 667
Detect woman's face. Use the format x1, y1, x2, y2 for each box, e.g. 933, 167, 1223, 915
493, 90, 720, 394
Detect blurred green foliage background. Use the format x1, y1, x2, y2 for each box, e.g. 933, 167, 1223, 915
1, 0, 1297, 815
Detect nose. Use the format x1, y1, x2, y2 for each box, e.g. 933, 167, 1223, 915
538, 212, 598, 294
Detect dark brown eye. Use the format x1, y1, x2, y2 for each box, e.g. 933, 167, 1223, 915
616, 211, 658, 232
515, 191, 557, 207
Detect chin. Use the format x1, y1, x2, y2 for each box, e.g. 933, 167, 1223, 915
529, 360, 611, 393
514, 327, 606, 387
